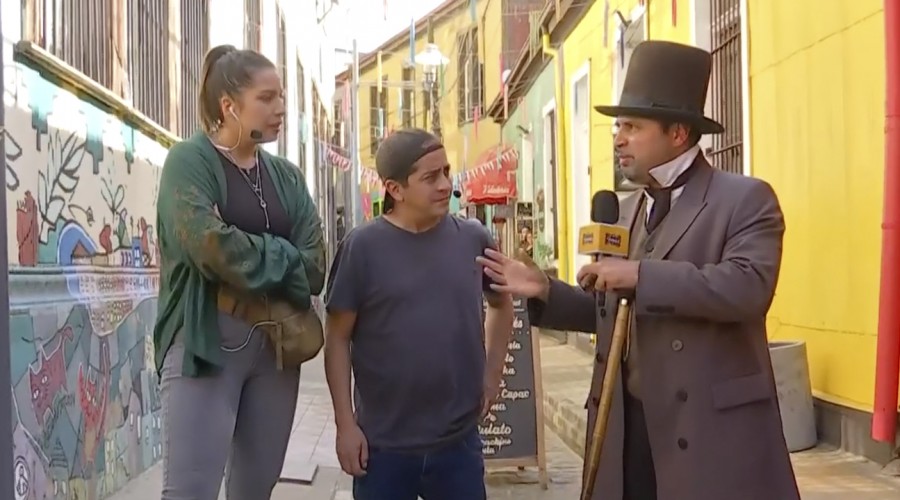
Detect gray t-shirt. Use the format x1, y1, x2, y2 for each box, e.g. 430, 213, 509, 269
324, 215, 496, 452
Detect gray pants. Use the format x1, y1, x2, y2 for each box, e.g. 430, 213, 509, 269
160, 312, 300, 500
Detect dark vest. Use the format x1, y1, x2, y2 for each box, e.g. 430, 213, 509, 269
623, 195, 670, 398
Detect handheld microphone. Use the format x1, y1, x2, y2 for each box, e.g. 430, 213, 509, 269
579, 190, 629, 260
250, 129, 263, 141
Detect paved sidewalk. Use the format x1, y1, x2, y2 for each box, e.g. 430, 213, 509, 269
110, 350, 584, 500
537, 336, 900, 500
108, 337, 900, 500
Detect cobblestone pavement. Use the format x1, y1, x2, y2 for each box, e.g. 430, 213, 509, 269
537, 337, 900, 500
110, 340, 900, 500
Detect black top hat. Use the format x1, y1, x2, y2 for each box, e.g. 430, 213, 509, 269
594, 41, 724, 135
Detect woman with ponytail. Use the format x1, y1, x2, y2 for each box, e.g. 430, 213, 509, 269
153, 44, 325, 499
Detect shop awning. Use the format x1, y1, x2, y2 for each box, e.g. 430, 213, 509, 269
462, 145, 519, 205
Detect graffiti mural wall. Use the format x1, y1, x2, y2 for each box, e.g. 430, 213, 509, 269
5, 61, 165, 500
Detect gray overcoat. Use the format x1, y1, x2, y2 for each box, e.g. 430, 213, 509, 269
528, 156, 801, 499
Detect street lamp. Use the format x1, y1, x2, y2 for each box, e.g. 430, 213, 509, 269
415, 42, 448, 140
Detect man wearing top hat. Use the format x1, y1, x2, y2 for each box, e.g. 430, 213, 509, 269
477, 41, 800, 499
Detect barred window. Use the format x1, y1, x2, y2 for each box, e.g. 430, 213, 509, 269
23, 0, 115, 90
180, 0, 210, 136
276, 5, 288, 156
456, 28, 483, 124
127, 0, 170, 128
244, 0, 261, 52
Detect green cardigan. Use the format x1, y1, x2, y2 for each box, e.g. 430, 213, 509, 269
153, 132, 326, 377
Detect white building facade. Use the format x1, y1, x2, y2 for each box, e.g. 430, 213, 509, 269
0, 1, 336, 499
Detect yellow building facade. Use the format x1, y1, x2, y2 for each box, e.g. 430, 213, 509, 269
551, 0, 897, 458
336, 0, 504, 200
557, 0, 691, 283
749, 0, 890, 415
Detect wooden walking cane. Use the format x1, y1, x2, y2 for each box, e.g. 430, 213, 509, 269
580, 296, 632, 500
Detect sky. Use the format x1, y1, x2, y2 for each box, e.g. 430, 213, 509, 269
326, 0, 447, 53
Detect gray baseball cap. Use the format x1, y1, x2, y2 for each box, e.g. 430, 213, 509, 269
375, 128, 445, 213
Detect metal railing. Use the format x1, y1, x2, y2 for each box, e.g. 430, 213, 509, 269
244, 0, 261, 52
708, 0, 744, 175
26, 0, 114, 90
127, 0, 170, 128
276, 5, 287, 155
180, 0, 209, 136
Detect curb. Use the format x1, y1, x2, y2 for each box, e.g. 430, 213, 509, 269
543, 390, 588, 459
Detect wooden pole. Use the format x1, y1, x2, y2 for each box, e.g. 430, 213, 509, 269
581, 297, 631, 500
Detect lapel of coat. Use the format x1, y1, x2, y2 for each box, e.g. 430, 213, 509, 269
650, 155, 715, 260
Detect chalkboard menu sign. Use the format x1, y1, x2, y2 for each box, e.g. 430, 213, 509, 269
479, 296, 548, 486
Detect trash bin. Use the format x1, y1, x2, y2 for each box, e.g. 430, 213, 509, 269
768, 340, 818, 452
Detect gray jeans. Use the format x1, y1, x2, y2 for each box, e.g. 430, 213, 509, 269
160, 312, 300, 500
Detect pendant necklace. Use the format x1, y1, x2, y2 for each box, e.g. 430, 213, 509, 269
223, 148, 271, 230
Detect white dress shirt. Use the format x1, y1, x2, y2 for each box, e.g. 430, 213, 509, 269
643, 144, 701, 223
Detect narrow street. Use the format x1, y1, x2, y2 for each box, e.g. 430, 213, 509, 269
109, 340, 900, 500
108, 349, 583, 500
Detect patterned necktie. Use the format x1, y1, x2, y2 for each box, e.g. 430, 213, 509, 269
646, 163, 697, 232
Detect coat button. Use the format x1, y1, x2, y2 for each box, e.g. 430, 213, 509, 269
595, 353, 605, 363
671, 339, 684, 351
644, 242, 654, 253
677, 438, 688, 450
599, 307, 607, 318
676, 389, 688, 402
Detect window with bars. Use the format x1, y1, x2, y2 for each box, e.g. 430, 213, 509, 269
23, 0, 115, 91
369, 79, 387, 155
180, 0, 209, 135
21, 0, 209, 134
127, 0, 170, 128
708, 0, 744, 175
297, 57, 307, 168
456, 27, 483, 124
401, 66, 415, 129
421, 88, 431, 129
244, 0, 261, 52
276, 5, 288, 156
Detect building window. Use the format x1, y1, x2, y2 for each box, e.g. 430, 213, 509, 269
179, 0, 210, 136
276, 4, 288, 156
708, 0, 744, 175
297, 57, 307, 167
127, 0, 170, 128
244, 0, 261, 52
23, 0, 115, 90
456, 27, 483, 124
401, 66, 415, 129
369, 78, 387, 155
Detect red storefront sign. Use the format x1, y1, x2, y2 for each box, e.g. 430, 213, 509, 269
462, 145, 519, 205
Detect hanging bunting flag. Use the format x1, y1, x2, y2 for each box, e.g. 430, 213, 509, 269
469, 0, 477, 22
377, 51, 383, 93
603, 0, 609, 48
383, 0, 388, 21
409, 17, 416, 65
672, 0, 678, 26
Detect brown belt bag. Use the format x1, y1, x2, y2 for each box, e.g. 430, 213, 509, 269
217, 286, 324, 370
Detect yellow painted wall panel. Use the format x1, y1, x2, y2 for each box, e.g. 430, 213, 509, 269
556, 0, 691, 282
749, 0, 885, 407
